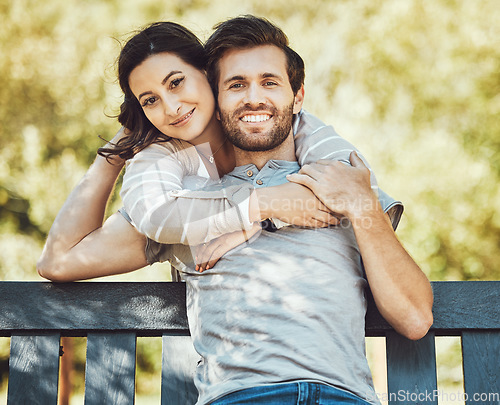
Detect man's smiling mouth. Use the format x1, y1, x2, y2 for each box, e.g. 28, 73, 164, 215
240, 114, 272, 123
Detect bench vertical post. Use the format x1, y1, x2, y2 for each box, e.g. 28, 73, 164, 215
161, 335, 199, 405
7, 333, 61, 405
84, 332, 137, 404
386, 331, 438, 404
462, 331, 500, 404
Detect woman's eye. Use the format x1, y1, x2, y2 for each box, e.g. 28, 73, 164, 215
170, 77, 184, 89
142, 96, 157, 107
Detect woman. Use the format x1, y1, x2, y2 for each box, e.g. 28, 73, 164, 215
37, 22, 388, 282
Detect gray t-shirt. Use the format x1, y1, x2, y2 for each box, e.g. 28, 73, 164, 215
152, 160, 400, 405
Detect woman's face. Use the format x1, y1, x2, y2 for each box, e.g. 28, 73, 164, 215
129, 52, 216, 144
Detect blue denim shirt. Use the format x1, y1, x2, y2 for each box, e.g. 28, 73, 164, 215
223, 160, 301, 189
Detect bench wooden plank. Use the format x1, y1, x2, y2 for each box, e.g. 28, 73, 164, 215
84, 332, 136, 404
7, 333, 60, 404
365, 281, 500, 336
0, 282, 189, 336
1, 281, 498, 337
161, 335, 199, 405
386, 331, 438, 405
462, 331, 500, 404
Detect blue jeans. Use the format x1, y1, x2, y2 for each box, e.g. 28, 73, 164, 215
210, 381, 371, 404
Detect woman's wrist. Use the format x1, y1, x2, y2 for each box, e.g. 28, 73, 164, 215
97, 126, 130, 169
94, 152, 124, 171
249, 187, 276, 222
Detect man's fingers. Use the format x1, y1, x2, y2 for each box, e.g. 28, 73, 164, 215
297, 164, 323, 179
349, 151, 366, 168
286, 173, 315, 189
327, 214, 341, 226
316, 213, 340, 227
315, 159, 336, 166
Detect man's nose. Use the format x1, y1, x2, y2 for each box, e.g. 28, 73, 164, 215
243, 83, 265, 107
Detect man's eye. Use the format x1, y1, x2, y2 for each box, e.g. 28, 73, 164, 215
264, 81, 277, 87
229, 83, 243, 89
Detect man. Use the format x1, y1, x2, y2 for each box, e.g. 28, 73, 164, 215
154, 15, 433, 405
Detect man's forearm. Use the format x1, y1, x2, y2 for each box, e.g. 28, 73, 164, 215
350, 204, 433, 340
286, 152, 433, 339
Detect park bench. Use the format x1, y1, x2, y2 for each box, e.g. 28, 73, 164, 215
0, 280, 499, 404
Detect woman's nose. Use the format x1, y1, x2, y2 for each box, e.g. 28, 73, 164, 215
163, 96, 182, 116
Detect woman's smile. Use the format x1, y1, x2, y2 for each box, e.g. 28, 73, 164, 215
171, 108, 196, 127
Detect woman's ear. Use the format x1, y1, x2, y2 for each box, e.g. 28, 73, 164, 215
293, 85, 305, 114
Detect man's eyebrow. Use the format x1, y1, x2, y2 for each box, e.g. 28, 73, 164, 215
222, 72, 284, 87
223, 75, 246, 86
138, 70, 182, 100
261, 72, 284, 81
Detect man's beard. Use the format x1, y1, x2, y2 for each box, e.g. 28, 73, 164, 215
218, 102, 294, 152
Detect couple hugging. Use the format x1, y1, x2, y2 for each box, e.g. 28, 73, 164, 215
38, 14, 433, 405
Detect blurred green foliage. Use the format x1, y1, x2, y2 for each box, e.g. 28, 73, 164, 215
1, 0, 498, 281
1, 0, 498, 399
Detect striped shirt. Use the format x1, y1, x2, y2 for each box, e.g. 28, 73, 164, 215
120, 109, 402, 247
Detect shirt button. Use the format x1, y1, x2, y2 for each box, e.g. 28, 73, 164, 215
246, 170, 253, 177
256, 179, 263, 185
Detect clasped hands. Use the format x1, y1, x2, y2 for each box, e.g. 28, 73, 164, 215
195, 151, 379, 272
286, 151, 379, 222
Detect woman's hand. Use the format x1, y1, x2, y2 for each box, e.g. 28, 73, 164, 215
253, 182, 340, 228
102, 126, 130, 167
194, 222, 262, 272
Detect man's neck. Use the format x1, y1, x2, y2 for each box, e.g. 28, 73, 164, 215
234, 131, 296, 170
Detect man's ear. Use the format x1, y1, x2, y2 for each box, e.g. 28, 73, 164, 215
216, 109, 221, 121
293, 85, 305, 114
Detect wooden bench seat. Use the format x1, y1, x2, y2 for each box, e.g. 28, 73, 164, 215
0, 281, 498, 404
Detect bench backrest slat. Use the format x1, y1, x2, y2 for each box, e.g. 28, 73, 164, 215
8, 333, 61, 404
386, 331, 438, 405
462, 331, 500, 403
84, 332, 137, 404
161, 335, 199, 405
0, 282, 190, 336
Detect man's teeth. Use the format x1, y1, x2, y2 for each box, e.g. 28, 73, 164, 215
241, 115, 271, 123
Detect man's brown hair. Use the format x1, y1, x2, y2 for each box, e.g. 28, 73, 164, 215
205, 15, 305, 99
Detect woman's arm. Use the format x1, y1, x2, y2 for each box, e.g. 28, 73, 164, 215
120, 110, 394, 247
120, 140, 257, 246
122, 140, 342, 246
37, 128, 148, 282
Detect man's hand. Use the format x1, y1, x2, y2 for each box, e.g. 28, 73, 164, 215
289, 151, 433, 340
286, 151, 379, 221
